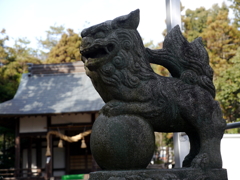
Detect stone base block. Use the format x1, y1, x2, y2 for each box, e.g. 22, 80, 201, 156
89, 168, 228, 180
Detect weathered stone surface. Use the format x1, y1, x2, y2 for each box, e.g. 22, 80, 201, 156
80, 8, 227, 178
90, 114, 155, 170
89, 168, 228, 180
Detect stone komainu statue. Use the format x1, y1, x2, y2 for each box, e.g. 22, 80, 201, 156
80, 9, 226, 169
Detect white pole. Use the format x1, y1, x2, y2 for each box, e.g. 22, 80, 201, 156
165, 0, 181, 32
165, 0, 189, 169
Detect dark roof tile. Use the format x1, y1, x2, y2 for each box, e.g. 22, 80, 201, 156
0, 62, 105, 116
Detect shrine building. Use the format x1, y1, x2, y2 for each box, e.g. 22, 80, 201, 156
0, 61, 104, 179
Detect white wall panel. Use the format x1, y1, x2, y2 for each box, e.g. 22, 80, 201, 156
22, 148, 37, 168
53, 147, 65, 169
221, 134, 240, 180
51, 114, 91, 124
53, 170, 65, 177
41, 148, 47, 169
20, 116, 47, 133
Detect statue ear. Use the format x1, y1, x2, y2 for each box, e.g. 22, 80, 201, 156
111, 9, 140, 30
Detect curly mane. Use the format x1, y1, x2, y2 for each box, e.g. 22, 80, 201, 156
98, 29, 156, 88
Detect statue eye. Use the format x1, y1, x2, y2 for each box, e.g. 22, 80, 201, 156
94, 31, 105, 39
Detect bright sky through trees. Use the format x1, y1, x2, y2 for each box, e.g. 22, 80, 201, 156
0, 0, 230, 48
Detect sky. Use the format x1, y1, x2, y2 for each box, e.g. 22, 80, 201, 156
0, 0, 231, 49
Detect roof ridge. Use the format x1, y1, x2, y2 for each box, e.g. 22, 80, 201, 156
28, 61, 85, 75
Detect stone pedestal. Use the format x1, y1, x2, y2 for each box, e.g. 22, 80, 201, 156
89, 168, 228, 180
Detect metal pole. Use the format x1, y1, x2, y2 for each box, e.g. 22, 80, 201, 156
226, 122, 240, 129
165, 0, 186, 168
165, 0, 181, 32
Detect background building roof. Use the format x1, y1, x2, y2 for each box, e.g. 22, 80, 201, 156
0, 61, 105, 116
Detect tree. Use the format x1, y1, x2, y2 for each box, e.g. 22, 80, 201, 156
0, 29, 18, 102
144, 41, 169, 77
37, 25, 65, 59
182, 7, 210, 42
0, 30, 41, 102
215, 47, 240, 124
228, 0, 240, 28
0, 127, 15, 168
182, 3, 229, 42
200, 9, 240, 76
0, 29, 8, 65
45, 29, 82, 64
3, 37, 41, 77
208, 3, 229, 19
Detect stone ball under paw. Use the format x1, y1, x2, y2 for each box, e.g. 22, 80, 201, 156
90, 114, 155, 170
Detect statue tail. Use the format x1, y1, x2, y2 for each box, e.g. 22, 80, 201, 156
145, 25, 215, 98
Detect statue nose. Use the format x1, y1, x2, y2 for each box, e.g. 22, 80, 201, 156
82, 37, 92, 47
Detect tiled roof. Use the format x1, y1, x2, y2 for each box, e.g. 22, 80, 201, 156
0, 62, 105, 116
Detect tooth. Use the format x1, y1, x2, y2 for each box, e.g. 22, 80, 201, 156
105, 47, 109, 54
81, 56, 87, 63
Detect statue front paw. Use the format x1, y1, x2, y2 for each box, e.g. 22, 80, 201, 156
100, 101, 123, 117
191, 153, 209, 170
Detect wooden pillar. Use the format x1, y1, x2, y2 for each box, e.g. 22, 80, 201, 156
91, 113, 96, 172
65, 141, 70, 174
85, 149, 88, 171
3, 132, 6, 158
15, 118, 20, 178
45, 116, 53, 179
45, 134, 53, 180
27, 137, 32, 177
36, 137, 42, 176
91, 113, 96, 123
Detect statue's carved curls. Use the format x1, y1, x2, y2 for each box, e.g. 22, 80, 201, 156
80, 9, 226, 170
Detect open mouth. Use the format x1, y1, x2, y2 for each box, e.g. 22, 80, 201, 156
81, 43, 115, 61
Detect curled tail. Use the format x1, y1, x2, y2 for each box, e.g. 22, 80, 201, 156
145, 25, 215, 98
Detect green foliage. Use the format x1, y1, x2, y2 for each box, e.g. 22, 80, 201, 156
154, 132, 173, 165
181, 1, 240, 127
144, 41, 169, 76
215, 48, 240, 123
0, 25, 82, 102
209, 3, 229, 19
151, 64, 170, 77
0, 29, 41, 102
201, 9, 240, 77
183, 7, 210, 42
163, 133, 173, 147
228, 0, 240, 28
0, 29, 8, 62
38, 24, 65, 51
0, 78, 19, 102
0, 127, 15, 168
182, 3, 229, 43
37, 24, 65, 59
225, 128, 240, 133
46, 29, 82, 63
